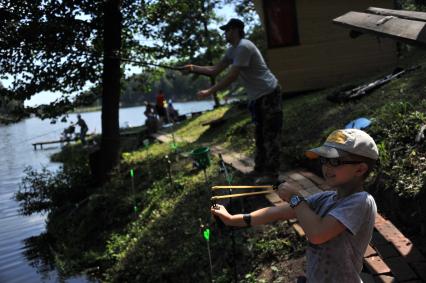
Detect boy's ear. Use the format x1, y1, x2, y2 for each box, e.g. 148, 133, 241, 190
355, 162, 369, 176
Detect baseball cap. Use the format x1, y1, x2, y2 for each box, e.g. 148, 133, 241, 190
305, 129, 379, 160
219, 18, 244, 31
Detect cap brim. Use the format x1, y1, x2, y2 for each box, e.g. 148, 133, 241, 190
305, 146, 349, 159
219, 24, 229, 31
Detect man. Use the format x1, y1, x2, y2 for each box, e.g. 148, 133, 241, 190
76, 114, 88, 145
183, 18, 283, 183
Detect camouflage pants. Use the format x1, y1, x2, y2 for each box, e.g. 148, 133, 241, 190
251, 87, 283, 174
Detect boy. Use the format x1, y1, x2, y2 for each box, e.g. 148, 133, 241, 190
211, 129, 378, 283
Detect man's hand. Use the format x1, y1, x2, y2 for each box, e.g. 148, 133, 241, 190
277, 180, 303, 202
211, 204, 233, 225
180, 64, 194, 75
197, 88, 214, 98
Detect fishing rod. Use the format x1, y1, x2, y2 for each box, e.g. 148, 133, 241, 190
117, 57, 185, 71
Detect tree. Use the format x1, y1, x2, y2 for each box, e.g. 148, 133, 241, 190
138, 0, 226, 106
0, 0, 231, 180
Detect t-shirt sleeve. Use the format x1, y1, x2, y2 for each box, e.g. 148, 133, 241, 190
232, 45, 252, 67
328, 192, 373, 235
306, 191, 334, 209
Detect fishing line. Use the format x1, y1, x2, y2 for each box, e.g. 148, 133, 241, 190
118, 57, 185, 71
16, 128, 64, 146
218, 153, 238, 283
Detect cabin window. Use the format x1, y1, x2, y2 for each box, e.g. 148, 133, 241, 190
263, 0, 299, 48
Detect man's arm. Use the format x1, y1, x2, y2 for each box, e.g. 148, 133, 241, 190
185, 60, 229, 77
211, 203, 296, 227
197, 66, 240, 98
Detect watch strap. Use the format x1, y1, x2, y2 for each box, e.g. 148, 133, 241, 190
243, 213, 251, 227
290, 195, 306, 208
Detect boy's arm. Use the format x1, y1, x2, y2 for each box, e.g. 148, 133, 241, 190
292, 203, 347, 245
211, 204, 296, 227
277, 181, 346, 244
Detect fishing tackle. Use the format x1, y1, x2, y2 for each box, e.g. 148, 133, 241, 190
211, 185, 277, 200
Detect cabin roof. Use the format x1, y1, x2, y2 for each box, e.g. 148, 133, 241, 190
333, 7, 426, 47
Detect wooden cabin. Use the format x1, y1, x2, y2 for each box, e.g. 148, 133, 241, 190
252, 0, 398, 93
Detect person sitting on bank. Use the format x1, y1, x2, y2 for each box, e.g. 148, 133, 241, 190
144, 101, 159, 134
61, 123, 75, 143
167, 99, 179, 122
212, 129, 378, 283
155, 89, 167, 124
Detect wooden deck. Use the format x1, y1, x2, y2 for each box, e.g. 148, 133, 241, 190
32, 134, 94, 150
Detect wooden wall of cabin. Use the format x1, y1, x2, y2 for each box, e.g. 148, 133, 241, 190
253, 0, 398, 93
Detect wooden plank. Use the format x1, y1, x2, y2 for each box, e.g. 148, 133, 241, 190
375, 274, 397, 283
297, 170, 325, 186
210, 145, 254, 174
367, 7, 426, 22
292, 222, 305, 237
374, 216, 426, 263
333, 11, 426, 47
364, 255, 392, 275
365, 244, 378, 258
264, 192, 285, 206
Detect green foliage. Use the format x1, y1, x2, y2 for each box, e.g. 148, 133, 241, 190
15, 146, 92, 215
398, 0, 426, 11
369, 104, 426, 198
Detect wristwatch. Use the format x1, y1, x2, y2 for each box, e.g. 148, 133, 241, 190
289, 195, 306, 208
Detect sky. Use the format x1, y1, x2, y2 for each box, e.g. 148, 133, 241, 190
1, 4, 239, 107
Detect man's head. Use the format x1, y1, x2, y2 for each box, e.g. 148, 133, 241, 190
305, 129, 379, 185
220, 18, 245, 43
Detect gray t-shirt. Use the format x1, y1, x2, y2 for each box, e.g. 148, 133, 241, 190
305, 191, 377, 283
222, 38, 278, 101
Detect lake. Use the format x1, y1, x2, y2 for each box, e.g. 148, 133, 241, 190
0, 100, 215, 283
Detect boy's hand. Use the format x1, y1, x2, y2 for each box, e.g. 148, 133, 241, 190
211, 204, 232, 225
277, 180, 303, 202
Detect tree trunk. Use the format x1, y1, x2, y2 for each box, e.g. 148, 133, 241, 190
97, 0, 122, 183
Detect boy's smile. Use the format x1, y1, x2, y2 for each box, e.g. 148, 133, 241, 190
321, 158, 365, 189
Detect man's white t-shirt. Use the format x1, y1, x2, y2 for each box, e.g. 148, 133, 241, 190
221, 38, 278, 101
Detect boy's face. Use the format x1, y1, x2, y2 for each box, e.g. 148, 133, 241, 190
320, 157, 367, 187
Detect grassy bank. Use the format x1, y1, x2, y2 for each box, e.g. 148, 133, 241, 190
16, 50, 426, 282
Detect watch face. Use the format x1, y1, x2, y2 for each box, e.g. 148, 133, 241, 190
290, 195, 300, 207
